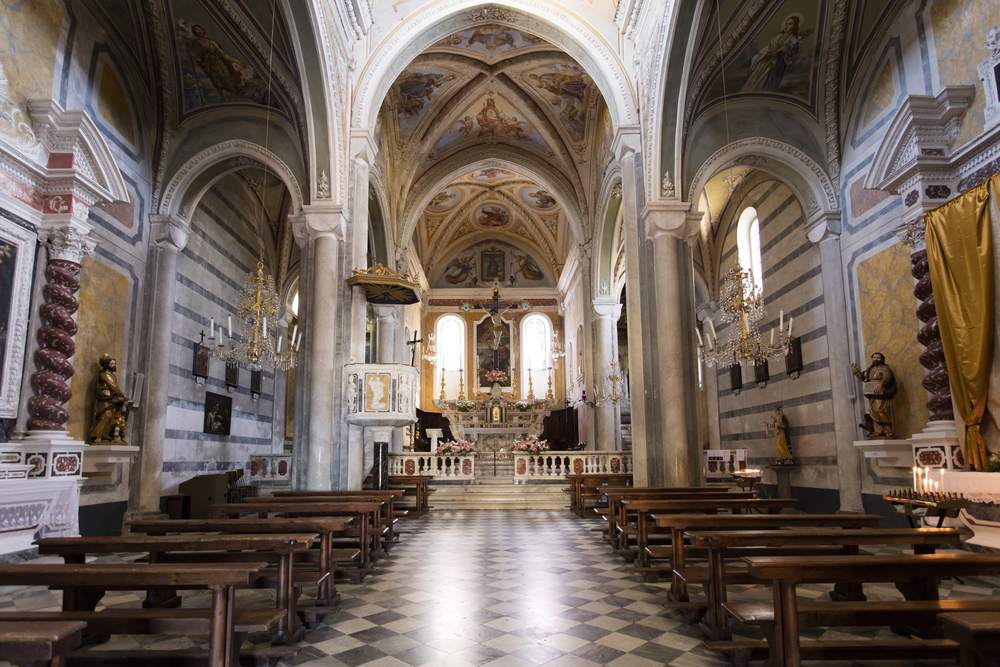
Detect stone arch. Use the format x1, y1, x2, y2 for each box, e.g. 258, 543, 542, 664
593, 167, 623, 300
687, 137, 840, 242
367, 174, 393, 267
352, 2, 637, 134
399, 150, 588, 252
158, 139, 305, 221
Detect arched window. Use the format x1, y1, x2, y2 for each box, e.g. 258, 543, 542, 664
737, 206, 763, 291
435, 315, 465, 399
521, 314, 551, 396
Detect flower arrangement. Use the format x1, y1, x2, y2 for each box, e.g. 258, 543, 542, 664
512, 436, 549, 454
456, 399, 477, 412
486, 369, 508, 384
513, 399, 534, 411
438, 439, 475, 456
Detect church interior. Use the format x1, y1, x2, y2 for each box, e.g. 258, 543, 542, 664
1, 0, 1000, 664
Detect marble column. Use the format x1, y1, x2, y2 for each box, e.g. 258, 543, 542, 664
592, 298, 622, 450
290, 207, 344, 491
373, 305, 399, 363
577, 245, 597, 449
613, 133, 652, 483
134, 214, 190, 518
647, 209, 701, 487
698, 307, 722, 451
816, 229, 864, 513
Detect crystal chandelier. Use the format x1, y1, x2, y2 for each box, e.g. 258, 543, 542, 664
699, 261, 791, 367
593, 359, 628, 407
209, 261, 300, 371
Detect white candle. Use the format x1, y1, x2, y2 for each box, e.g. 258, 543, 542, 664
913, 467, 917, 491
228, 316, 232, 337
707, 318, 717, 341
770, 328, 775, 345
291, 325, 298, 345
695, 327, 703, 347
277, 335, 283, 352
779, 310, 784, 333
787, 317, 793, 339
262, 316, 267, 334
924, 467, 930, 493
210, 318, 214, 339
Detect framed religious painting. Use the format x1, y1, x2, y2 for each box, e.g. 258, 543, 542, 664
0, 213, 37, 418
192, 339, 210, 385
481, 249, 504, 283
225, 362, 239, 392
203, 392, 232, 436
250, 369, 262, 400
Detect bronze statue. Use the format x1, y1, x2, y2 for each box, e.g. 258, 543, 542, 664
765, 405, 793, 462
852, 352, 897, 439
90, 354, 132, 444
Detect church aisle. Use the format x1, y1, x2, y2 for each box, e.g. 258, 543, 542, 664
307, 509, 718, 667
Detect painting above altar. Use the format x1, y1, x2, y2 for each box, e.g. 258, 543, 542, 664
476, 317, 511, 388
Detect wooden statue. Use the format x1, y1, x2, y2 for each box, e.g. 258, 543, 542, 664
90, 354, 132, 444
765, 405, 793, 462
852, 352, 897, 439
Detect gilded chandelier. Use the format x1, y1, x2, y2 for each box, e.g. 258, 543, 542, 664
699, 262, 791, 368
209, 261, 299, 371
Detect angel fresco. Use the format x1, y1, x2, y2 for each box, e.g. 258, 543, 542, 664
444, 254, 476, 284
477, 205, 510, 228
429, 191, 458, 209
525, 190, 556, 209
467, 26, 515, 52
397, 70, 457, 117
529, 69, 587, 106
512, 253, 543, 281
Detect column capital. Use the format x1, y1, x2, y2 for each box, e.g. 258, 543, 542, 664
645, 202, 699, 242
149, 213, 190, 252
612, 125, 642, 161
289, 204, 345, 245
805, 209, 842, 244
892, 215, 926, 251
350, 129, 378, 166
38, 225, 96, 263
372, 303, 400, 323
592, 297, 622, 321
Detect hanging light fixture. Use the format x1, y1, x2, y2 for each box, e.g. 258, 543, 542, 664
698, 261, 791, 368
205, 0, 298, 372
593, 359, 628, 407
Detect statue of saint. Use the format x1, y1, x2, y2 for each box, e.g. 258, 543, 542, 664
765, 405, 793, 462
90, 354, 132, 444
852, 352, 897, 439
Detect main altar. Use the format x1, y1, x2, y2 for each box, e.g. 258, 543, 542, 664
434, 383, 556, 455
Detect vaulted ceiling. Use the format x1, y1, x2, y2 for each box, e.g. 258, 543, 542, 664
374, 23, 615, 286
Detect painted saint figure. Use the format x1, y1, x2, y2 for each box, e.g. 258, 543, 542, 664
397, 71, 457, 116
183, 22, 242, 102
90, 354, 132, 444
743, 15, 801, 93
764, 405, 792, 462
476, 97, 506, 136
852, 352, 898, 439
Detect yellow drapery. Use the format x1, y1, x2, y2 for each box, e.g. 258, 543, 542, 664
924, 175, 999, 470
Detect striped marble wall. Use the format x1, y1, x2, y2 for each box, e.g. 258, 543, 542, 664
162, 176, 279, 494
712, 180, 840, 492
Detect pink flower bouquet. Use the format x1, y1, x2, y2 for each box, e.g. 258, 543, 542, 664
486, 369, 508, 384
437, 440, 475, 456
512, 437, 549, 454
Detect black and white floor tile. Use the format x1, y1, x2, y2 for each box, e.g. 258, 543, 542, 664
0, 509, 995, 666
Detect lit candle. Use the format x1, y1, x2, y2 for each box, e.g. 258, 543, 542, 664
695, 327, 703, 347
210, 318, 215, 340
779, 310, 784, 333
228, 316, 232, 337
913, 467, 917, 491
924, 467, 930, 493
787, 317, 793, 339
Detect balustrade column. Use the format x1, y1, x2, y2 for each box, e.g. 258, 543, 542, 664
592, 299, 621, 450
134, 215, 189, 518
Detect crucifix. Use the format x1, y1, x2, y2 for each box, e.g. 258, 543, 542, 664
463, 280, 530, 381
405, 330, 422, 366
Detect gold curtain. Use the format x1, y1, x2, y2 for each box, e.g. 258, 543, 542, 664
924, 175, 999, 470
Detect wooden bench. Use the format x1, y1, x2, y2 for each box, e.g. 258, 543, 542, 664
0, 562, 267, 667
686, 527, 972, 639
723, 553, 1000, 667
0, 620, 85, 667
621, 498, 798, 577
371, 475, 433, 517
128, 517, 351, 612
564, 473, 632, 515
653, 513, 881, 602
211, 502, 382, 579
36, 533, 318, 645
939, 611, 1000, 667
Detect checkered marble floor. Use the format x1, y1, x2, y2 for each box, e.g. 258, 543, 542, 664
1, 510, 997, 666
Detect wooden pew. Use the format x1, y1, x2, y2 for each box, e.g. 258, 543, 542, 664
128, 517, 352, 611
939, 611, 1000, 667
0, 620, 85, 667
718, 553, 1000, 667
621, 498, 798, 577
603, 489, 753, 556
0, 563, 270, 667
211, 501, 382, 579
653, 513, 881, 602
243, 491, 401, 552
36, 533, 317, 645
371, 475, 433, 517
564, 473, 632, 515
687, 527, 973, 639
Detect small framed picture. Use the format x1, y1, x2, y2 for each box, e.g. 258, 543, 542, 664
481, 249, 504, 283
251, 370, 262, 400
193, 342, 210, 384
204, 392, 232, 436
225, 362, 239, 391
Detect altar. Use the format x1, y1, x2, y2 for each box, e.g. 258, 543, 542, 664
463, 426, 531, 453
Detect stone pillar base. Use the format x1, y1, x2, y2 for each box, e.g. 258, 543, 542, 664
14, 431, 87, 480
767, 462, 799, 505
910, 420, 963, 469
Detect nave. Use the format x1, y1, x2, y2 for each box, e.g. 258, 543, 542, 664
2, 509, 997, 667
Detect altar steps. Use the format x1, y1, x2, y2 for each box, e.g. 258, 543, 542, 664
428, 480, 567, 510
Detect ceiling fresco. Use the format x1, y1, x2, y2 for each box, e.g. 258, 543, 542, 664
412, 169, 569, 290
430, 24, 551, 63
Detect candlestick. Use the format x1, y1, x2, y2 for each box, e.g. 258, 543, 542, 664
787, 317, 793, 339
913, 467, 917, 491
292, 324, 298, 344
210, 318, 215, 340
277, 335, 283, 353
707, 318, 717, 341
770, 328, 775, 345
695, 327, 703, 347
779, 310, 783, 333
228, 316, 232, 338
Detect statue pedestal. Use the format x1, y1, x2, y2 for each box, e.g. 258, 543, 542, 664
426, 429, 443, 453
767, 463, 799, 502
853, 439, 913, 467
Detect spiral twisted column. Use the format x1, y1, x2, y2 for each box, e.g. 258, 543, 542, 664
26, 228, 95, 431
895, 219, 954, 420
